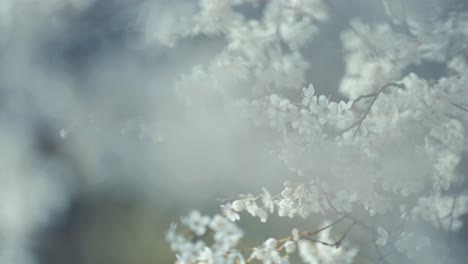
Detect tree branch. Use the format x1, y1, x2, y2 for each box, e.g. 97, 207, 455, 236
337, 82, 405, 137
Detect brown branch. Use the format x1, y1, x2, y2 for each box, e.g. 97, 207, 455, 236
337, 82, 405, 137
316, 182, 378, 235
335, 221, 356, 248
304, 216, 346, 237
305, 221, 356, 249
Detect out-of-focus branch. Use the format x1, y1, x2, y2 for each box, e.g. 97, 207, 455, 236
452, 102, 468, 113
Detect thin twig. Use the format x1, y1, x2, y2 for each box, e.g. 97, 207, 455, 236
335, 221, 356, 248
449, 189, 460, 232
451, 102, 468, 112
337, 82, 405, 137
316, 182, 378, 235
305, 216, 346, 237
306, 221, 355, 248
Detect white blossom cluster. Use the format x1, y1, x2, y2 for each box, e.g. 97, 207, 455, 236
167, 211, 245, 264
175, 0, 328, 108
340, 11, 468, 99
247, 226, 358, 264
169, 210, 359, 264
221, 187, 274, 222
166, 0, 468, 263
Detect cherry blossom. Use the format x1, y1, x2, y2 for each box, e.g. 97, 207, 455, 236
167, 0, 468, 263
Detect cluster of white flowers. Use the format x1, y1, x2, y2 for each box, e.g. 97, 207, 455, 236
167, 211, 244, 264
221, 187, 274, 222
175, 0, 329, 106
340, 10, 468, 99
169, 210, 359, 264
166, 0, 468, 263
247, 224, 358, 264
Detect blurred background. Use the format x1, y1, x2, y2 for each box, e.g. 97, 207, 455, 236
0, 0, 467, 263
